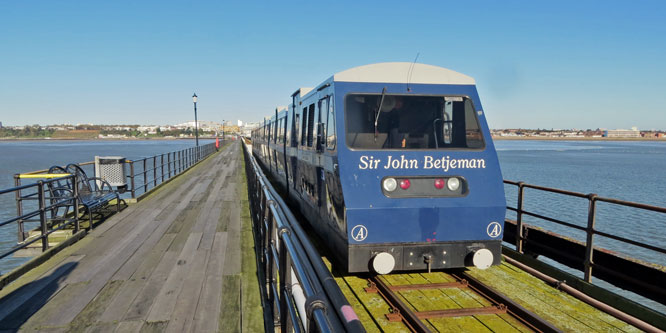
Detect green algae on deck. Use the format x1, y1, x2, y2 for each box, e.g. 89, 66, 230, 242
466, 261, 642, 332
238, 150, 264, 332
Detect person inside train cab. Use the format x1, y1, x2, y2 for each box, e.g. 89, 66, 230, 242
383, 96, 406, 148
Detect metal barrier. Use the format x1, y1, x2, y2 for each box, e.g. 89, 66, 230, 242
125, 142, 217, 198
242, 142, 364, 332
504, 180, 666, 304
0, 174, 79, 262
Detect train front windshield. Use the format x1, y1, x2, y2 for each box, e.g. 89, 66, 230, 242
345, 94, 484, 150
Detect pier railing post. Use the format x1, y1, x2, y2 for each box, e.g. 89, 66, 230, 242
167, 153, 171, 179
73, 175, 80, 234
161, 154, 165, 183
129, 161, 136, 198
37, 181, 49, 252
15, 174, 25, 242
516, 182, 525, 253
143, 159, 148, 194
279, 232, 293, 332
153, 156, 157, 188
584, 193, 598, 282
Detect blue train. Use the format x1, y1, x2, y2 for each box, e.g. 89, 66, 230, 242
251, 62, 506, 274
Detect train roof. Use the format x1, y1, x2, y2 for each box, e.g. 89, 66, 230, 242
332, 62, 475, 85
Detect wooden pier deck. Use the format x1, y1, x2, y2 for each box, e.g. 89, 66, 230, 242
0, 141, 263, 332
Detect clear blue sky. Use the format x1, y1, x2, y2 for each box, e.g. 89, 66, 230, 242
1, 1, 665, 130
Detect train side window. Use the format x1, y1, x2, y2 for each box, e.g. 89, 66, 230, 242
301, 107, 308, 146
326, 95, 336, 150
277, 119, 281, 143
294, 112, 300, 146
307, 104, 315, 147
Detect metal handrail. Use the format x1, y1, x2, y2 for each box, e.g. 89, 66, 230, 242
243, 141, 363, 332
0, 175, 80, 264
125, 143, 218, 198
504, 180, 666, 282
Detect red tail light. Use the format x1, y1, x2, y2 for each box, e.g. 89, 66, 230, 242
434, 179, 445, 189
399, 179, 411, 190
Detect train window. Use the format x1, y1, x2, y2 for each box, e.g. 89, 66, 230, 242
326, 95, 336, 150
307, 104, 315, 147
301, 107, 308, 146
344, 94, 484, 150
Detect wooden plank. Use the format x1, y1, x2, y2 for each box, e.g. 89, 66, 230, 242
113, 320, 143, 333
18, 281, 89, 331
0, 254, 83, 323
165, 249, 209, 333
99, 233, 177, 322
219, 275, 241, 332
192, 233, 228, 332
223, 200, 241, 276
110, 216, 178, 281
65, 208, 162, 284
123, 250, 179, 321
45, 210, 172, 327
67, 280, 124, 332
467, 265, 623, 332
341, 274, 410, 332
145, 232, 203, 322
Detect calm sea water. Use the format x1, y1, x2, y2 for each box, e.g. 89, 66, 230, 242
0, 139, 664, 307
496, 140, 666, 267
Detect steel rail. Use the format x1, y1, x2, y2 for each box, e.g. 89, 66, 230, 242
367, 276, 432, 333
367, 272, 561, 333
451, 271, 561, 333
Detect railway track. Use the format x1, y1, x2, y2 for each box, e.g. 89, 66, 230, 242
364, 270, 561, 333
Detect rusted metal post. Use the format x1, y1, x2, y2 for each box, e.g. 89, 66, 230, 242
15, 174, 25, 242
129, 161, 136, 198
143, 159, 148, 194
584, 193, 598, 282
516, 182, 525, 253
38, 181, 49, 252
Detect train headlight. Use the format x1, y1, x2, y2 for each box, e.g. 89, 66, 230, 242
447, 177, 460, 191
434, 178, 445, 189
383, 178, 397, 192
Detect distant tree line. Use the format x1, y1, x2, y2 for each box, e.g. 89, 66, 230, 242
0, 125, 55, 138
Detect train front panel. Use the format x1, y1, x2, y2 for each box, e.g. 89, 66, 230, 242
334, 81, 506, 273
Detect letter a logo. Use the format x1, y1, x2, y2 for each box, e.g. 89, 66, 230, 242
487, 222, 502, 238
351, 225, 368, 242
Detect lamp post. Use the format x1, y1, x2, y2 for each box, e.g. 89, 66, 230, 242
192, 93, 199, 147
222, 119, 225, 141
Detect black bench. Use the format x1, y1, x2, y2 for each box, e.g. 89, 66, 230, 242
47, 164, 121, 229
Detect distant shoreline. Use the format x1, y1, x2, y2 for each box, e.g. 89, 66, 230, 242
1, 136, 663, 142
492, 136, 666, 142
0, 137, 218, 142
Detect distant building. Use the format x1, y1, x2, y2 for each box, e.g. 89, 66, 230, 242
604, 127, 641, 138
0, 121, 3, 128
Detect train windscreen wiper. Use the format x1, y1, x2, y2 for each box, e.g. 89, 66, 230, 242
374, 87, 387, 142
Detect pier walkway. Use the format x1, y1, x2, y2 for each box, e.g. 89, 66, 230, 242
0, 141, 263, 332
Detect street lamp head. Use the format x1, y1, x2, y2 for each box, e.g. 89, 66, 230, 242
192, 93, 198, 103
